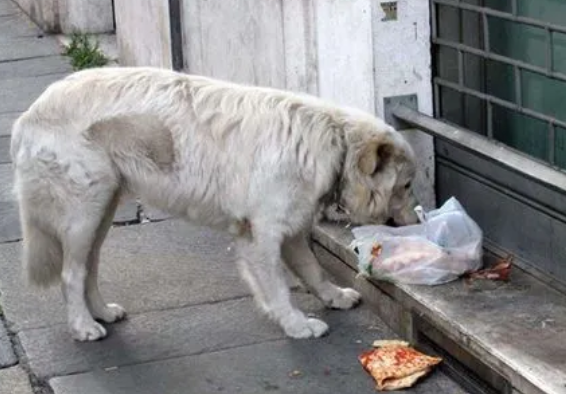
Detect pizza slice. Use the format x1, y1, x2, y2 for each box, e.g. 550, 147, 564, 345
359, 340, 442, 391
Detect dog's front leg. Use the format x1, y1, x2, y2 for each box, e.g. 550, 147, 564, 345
282, 233, 361, 309
236, 233, 329, 339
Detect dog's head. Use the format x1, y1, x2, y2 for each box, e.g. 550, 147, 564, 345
336, 117, 419, 226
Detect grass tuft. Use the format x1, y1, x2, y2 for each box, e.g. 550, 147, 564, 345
62, 32, 109, 70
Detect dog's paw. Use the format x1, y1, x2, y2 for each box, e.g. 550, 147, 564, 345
93, 303, 127, 323
327, 287, 362, 310
282, 316, 329, 339
70, 319, 108, 342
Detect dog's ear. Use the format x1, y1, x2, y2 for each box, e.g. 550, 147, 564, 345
358, 139, 395, 176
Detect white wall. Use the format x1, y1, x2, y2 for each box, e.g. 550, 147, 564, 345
372, 0, 436, 209
115, 0, 172, 68
315, 0, 376, 113
59, 0, 114, 34
181, 0, 286, 88
11, 0, 59, 32
312, 0, 436, 208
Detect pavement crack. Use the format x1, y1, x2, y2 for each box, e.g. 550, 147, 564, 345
0, 54, 61, 64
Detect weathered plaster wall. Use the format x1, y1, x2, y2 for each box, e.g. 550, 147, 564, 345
114, 0, 172, 68
12, 0, 114, 33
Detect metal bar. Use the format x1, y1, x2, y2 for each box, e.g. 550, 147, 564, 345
481, 11, 490, 52
514, 65, 522, 107
549, 122, 556, 164
435, 77, 566, 130
434, 82, 441, 117
168, 0, 184, 71
457, 5, 466, 127
433, 37, 566, 83
392, 104, 566, 193
547, 28, 554, 73
433, 0, 566, 35
486, 101, 493, 139
511, 0, 517, 16
430, 0, 438, 39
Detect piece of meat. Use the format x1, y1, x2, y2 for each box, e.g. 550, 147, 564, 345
465, 254, 513, 282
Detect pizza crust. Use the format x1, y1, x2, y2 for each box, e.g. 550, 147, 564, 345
359, 340, 442, 391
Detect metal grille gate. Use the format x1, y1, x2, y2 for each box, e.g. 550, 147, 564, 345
391, 0, 566, 290
431, 0, 566, 168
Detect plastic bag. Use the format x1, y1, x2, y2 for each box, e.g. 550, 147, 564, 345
350, 197, 483, 285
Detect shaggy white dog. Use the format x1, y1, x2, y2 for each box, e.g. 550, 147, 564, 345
10, 67, 418, 341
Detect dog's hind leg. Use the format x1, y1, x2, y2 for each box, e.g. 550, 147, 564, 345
236, 231, 329, 339
282, 233, 361, 310
59, 183, 120, 342
85, 190, 126, 324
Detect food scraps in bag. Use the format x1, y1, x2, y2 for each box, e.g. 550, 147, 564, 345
351, 197, 484, 285
371, 243, 383, 258
465, 254, 513, 282
358, 340, 442, 391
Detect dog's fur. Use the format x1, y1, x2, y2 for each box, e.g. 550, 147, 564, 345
10, 67, 418, 341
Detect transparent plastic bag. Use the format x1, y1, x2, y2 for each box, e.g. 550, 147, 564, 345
350, 197, 483, 285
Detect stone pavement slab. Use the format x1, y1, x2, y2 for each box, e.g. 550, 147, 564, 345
0, 135, 10, 163
0, 318, 16, 368
48, 336, 467, 394
26, 292, 467, 394
0, 367, 33, 394
113, 198, 139, 223
0, 55, 72, 79
0, 201, 20, 243
0, 0, 18, 16
20, 297, 285, 379
0, 220, 249, 330
0, 164, 13, 202
0, 72, 68, 113
0, 37, 61, 62
0, 112, 19, 137
0, 11, 41, 38
0, 164, 20, 243
141, 205, 172, 221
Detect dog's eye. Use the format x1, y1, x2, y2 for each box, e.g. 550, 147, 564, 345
404, 182, 411, 190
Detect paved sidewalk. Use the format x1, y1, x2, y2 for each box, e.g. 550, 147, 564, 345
0, 4, 138, 243
0, 1, 469, 393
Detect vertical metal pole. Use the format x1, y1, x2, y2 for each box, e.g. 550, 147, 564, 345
514, 65, 522, 107
169, 0, 184, 71
482, 8, 492, 138
511, 0, 518, 16
486, 101, 494, 139
482, 12, 490, 53
546, 28, 554, 74
431, 0, 441, 118
549, 122, 556, 165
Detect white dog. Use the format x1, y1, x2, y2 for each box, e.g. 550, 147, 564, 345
10, 67, 418, 342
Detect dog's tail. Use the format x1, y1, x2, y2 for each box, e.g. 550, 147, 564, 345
21, 218, 63, 287
12, 115, 64, 288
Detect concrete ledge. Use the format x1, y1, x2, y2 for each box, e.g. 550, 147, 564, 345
312, 222, 566, 394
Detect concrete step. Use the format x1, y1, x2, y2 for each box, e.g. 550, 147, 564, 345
312, 222, 566, 394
